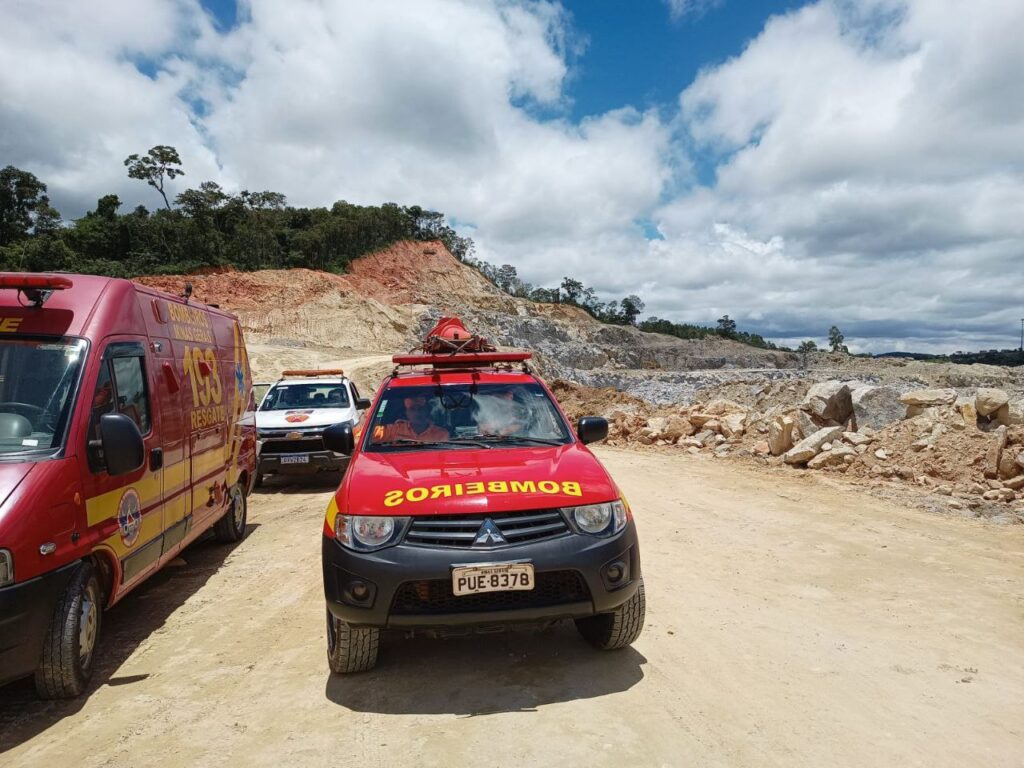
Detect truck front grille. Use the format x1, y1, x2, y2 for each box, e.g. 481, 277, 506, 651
404, 509, 569, 548
390, 570, 590, 615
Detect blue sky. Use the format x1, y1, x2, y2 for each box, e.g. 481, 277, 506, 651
3, 0, 1023, 353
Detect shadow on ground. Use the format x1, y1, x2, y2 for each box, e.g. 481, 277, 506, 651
0, 523, 259, 754
325, 623, 646, 716
254, 470, 344, 496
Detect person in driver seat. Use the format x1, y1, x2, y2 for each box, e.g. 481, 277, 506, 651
381, 395, 449, 442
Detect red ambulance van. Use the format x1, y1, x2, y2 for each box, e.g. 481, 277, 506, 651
0, 273, 256, 698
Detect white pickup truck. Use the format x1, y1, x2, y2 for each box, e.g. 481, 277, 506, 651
254, 370, 369, 485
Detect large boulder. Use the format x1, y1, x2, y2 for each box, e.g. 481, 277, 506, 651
851, 385, 904, 431
768, 416, 795, 456
720, 412, 747, 438
900, 388, 956, 407
783, 426, 845, 465
975, 388, 1010, 417
802, 381, 853, 423
807, 443, 856, 469
1007, 398, 1024, 426
984, 426, 1008, 479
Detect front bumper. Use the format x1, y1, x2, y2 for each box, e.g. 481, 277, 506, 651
259, 449, 344, 475
0, 561, 78, 687
322, 521, 641, 629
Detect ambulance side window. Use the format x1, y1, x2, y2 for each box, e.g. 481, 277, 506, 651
111, 356, 151, 434
86, 344, 152, 473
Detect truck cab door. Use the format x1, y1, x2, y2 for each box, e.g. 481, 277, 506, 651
80, 340, 165, 595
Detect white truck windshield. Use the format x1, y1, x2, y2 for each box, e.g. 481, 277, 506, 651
260, 382, 350, 411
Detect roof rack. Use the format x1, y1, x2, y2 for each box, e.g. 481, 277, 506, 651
393, 317, 532, 371
280, 369, 345, 378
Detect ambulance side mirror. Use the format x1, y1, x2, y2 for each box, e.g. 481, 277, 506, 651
324, 423, 355, 455
576, 416, 609, 445
99, 413, 146, 476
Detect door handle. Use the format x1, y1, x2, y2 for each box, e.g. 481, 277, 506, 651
149, 448, 164, 471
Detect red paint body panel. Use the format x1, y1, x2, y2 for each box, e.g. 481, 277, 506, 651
0, 274, 256, 597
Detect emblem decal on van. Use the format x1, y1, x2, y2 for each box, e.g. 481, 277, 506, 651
118, 488, 143, 547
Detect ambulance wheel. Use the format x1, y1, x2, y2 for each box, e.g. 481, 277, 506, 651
34, 562, 102, 699
254, 472, 263, 489
574, 578, 645, 650
213, 483, 247, 543
326, 612, 379, 674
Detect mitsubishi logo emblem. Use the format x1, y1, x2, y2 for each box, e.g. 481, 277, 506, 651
473, 519, 506, 546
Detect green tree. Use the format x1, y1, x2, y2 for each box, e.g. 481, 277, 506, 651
797, 340, 818, 353
495, 264, 518, 293
560, 277, 583, 304
717, 314, 737, 338
124, 145, 184, 209
828, 325, 846, 353
0, 166, 60, 246
619, 295, 645, 325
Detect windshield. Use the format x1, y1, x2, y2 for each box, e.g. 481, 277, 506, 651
260, 382, 350, 411
366, 382, 572, 451
0, 338, 87, 457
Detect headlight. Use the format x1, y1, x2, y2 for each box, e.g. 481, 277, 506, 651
334, 515, 408, 552
0, 549, 13, 587
570, 500, 627, 536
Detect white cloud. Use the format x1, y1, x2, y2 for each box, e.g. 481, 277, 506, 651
653, 0, 1024, 352
663, 0, 723, 22
1, 0, 1021, 353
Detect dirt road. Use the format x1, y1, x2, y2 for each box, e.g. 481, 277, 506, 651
1, 449, 1021, 767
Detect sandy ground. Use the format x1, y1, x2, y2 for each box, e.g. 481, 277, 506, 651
1, 449, 1021, 767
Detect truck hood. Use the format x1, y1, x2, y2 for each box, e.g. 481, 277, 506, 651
256, 408, 353, 430
340, 444, 618, 516
0, 462, 34, 522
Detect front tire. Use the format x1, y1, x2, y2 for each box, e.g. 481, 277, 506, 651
326, 611, 379, 674
34, 562, 102, 699
213, 483, 247, 543
574, 578, 645, 650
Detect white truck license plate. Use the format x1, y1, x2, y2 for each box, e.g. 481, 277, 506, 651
452, 563, 535, 596
280, 455, 310, 465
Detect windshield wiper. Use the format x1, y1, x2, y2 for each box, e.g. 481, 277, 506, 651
463, 434, 565, 446
375, 438, 492, 450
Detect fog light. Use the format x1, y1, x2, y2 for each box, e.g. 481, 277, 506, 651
351, 581, 369, 600
606, 563, 624, 583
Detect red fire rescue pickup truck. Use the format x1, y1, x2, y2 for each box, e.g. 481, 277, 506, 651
0, 273, 256, 698
320, 318, 644, 672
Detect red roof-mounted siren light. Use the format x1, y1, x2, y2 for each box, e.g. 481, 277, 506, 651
0, 274, 73, 307
393, 316, 532, 368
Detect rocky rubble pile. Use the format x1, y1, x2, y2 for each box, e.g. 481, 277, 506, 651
585, 379, 1024, 523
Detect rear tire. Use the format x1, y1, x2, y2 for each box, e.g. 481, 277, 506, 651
326, 611, 379, 674
574, 578, 645, 650
34, 562, 102, 699
253, 472, 263, 489
213, 483, 247, 543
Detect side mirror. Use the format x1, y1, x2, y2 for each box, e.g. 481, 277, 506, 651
324, 423, 355, 455
576, 416, 609, 445
355, 398, 371, 411
99, 413, 146, 476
